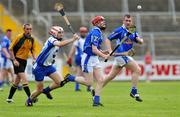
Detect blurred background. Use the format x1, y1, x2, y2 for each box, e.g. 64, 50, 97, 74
0, 0, 180, 60
0, 0, 180, 80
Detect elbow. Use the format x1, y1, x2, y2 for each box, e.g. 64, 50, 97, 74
92, 48, 96, 53
139, 39, 144, 44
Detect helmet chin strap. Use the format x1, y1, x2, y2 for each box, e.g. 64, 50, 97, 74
57, 38, 63, 41
100, 26, 106, 31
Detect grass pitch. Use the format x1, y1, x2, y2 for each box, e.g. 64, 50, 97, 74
0, 81, 180, 117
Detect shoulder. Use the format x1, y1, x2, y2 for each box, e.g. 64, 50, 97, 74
16, 33, 24, 38
114, 26, 124, 32
91, 27, 101, 36
48, 36, 58, 44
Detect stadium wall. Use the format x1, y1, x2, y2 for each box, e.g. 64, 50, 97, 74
26, 59, 180, 81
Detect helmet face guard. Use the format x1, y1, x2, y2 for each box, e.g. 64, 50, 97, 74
49, 26, 64, 38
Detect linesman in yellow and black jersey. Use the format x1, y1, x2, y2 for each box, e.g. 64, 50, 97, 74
6, 23, 37, 103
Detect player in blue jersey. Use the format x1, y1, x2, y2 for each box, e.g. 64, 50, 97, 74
0, 29, 14, 91
103, 14, 143, 102
0, 45, 3, 91
64, 16, 109, 106
67, 26, 91, 92
25, 26, 79, 106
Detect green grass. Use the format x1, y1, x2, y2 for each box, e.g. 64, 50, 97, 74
0, 81, 180, 117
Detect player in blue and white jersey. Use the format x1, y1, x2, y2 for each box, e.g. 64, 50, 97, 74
65, 16, 109, 106
103, 14, 144, 102
25, 26, 79, 106
67, 26, 91, 91
0, 29, 14, 91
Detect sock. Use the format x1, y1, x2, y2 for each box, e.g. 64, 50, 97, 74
0, 80, 4, 88
75, 82, 80, 91
8, 84, 17, 99
43, 86, 51, 94
23, 84, 31, 97
131, 86, 137, 94
94, 95, 100, 104
67, 74, 76, 81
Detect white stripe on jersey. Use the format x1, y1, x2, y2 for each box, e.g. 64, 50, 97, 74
36, 36, 59, 66
73, 37, 85, 55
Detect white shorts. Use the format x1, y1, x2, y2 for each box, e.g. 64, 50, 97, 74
1, 57, 13, 69
113, 56, 134, 67
81, 53, 101, 73
145, 64, 152, 73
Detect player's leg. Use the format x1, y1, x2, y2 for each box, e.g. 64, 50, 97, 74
18, 73, 31, 98
0, 69, 4, 91
75, 66, 81, 91
6, 75, 20, 103
42, 71, 64, 100
0, 61, 2, 90
7, 67, 15, 84
0, 58, 6, 90
26, 81, 43, 106
145, 64, 152, 83
103, 65, 122, 87
92, 67, 104, 106
125, 60, 143, 102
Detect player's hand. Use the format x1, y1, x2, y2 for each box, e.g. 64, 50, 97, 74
13, 59, 19, 66
100, 50, 110, 55
128, 48, 135, 56
103, 54, 110, 60
32, 59, 36, 65
72, 33, 80, 40
66, 57, 72, 66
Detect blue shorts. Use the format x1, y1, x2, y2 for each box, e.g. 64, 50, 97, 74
32, 64, 56, 81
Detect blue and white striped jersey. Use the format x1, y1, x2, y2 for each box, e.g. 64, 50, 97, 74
73, 37, 85, 56
36, 36, 59, 66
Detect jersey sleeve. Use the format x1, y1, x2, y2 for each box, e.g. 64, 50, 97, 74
9, 35, 19, 51
49, 37, 58, 44
131, 32, 139, 43
31, 37, 36, 53
108, 27, 122, 41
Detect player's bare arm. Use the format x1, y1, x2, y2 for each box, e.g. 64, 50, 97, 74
92, 45, 109, 59
54, 34, 79, 47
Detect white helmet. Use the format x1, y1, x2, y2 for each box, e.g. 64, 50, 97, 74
49, 26, 64, 38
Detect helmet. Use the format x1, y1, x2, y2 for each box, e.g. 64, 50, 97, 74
79, 26, 88, 33
91, 16, 105, 26
49, 26, 64, 38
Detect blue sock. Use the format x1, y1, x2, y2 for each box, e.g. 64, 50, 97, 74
43, 86, 51, 93
67, 74, 76, 81
0, 80, 4, 88
75, 82, 80, 91
94, 95, 100, 104
131, 86, 137, 94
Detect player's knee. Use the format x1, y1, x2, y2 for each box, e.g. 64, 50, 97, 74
83, 77, 92, 85
97, 77, 104, 84
134, 66, 141, 76
36, 85, 44, 92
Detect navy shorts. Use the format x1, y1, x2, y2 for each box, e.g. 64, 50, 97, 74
32, 64, 56, 81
